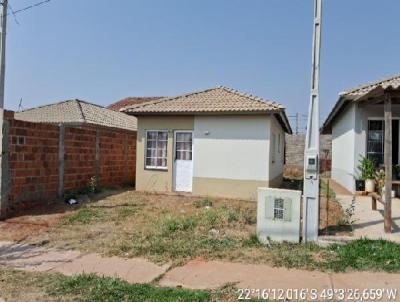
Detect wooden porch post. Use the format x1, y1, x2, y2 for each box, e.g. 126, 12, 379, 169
384, 92, 392, 233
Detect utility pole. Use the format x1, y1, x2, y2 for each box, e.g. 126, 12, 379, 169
303, 0, 322, 242
0, 0, 7, 219
0, 0, 7, 108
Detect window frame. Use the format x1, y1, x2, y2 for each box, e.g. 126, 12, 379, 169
145, 130, 169, 171
174, 130, 193, 161
367, 120, 384, 166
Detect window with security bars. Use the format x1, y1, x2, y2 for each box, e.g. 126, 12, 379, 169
145, 131, 168, 169
175, 132, 192, 160
273, 198, 284, 221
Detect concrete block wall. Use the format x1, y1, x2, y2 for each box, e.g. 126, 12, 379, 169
284, 134, 332, 177
0, 111, 136, 218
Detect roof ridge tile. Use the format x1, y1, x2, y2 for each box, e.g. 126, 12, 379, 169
342, 74, 400, 96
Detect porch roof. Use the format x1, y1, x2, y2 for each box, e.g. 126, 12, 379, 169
322, 75, 400, 134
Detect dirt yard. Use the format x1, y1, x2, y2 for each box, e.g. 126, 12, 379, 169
0, 184, 351, 270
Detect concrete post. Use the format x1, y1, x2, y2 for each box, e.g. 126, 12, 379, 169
0, 110, 10, 219
58, 124, 65, 198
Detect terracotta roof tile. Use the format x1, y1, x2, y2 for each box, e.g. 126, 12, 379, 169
108, 97, 164, 111
341, 74, 400, 98
322, 74, 400, 134
15, 99, 137, 131
122, 86, 285, 114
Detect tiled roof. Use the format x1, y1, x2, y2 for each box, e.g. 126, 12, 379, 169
122, 86, 291, 133
122, 86, 285, 114
108, 97, 164, 111
341, 74, 400, 98
322, 74, 400, 134
15, 99, 137, 131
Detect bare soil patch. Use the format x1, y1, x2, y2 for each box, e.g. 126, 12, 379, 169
0, 187, 353, 270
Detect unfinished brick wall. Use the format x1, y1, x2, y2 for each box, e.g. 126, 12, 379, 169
1, 111, 136, 217
63, 127, 97, 191
7, 116, 59, 211
99, 130, 136, 187
284, 134, 332, 178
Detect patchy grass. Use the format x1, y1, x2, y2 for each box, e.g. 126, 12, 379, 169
193, 198, 213, 208
61, 207, 106, 225
121, 204, 259, 265
13, 190, 400, 273
322, 239, 400, 272
49, 273, 210, 302
0, 268, 212, 302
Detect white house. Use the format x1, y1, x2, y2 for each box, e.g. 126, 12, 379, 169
122, 86, 292, 200
322, 75, 400, 192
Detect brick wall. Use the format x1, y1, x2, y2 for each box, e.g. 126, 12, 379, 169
1, 111, 136, 217
63, 127, 97, 191
7, 118, 59, 211
284, 134, 332, 178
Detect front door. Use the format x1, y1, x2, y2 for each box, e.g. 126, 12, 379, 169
174, 131, 193, 192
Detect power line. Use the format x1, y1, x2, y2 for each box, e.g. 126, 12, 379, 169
8, 0, 52, 16
8, 3, 19, 25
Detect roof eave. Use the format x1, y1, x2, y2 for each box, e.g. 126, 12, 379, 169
321, 95, 353, 134
125, 109, 283, 116
126, 109, 292, 133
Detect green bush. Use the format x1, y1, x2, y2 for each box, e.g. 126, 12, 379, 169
359, 156, 375, 180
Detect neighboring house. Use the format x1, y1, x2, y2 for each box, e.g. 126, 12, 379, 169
122, 86, 292, 200
322, 75, 400, 192
16, 99, 137, 131
108, 97, 165, 112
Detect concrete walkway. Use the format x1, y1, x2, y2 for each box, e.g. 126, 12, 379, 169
1, 241, 400, 299
0, 241, 169, 283
337, 194, 400, 243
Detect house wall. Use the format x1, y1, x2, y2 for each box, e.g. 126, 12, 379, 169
331, 103, 356, 192
1, 111, 136, 218
192, 115, 270, 200
268, 115, 285, 187
331, 103, 400, 192
354, 104, 400, 172
136, 114, 287, 200
135, 116, 194, 192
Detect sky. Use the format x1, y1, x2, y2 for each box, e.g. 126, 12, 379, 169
5, 0, 400, 130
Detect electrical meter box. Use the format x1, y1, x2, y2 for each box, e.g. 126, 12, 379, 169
257, 188, 302, 243
305, 155, 318, 179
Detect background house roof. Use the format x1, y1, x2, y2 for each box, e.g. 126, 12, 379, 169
108, 97, 165, 112
121, 86, 292, 133
15, 99, 137, 131
322, 75, 400, 134
340, 74, 400, 98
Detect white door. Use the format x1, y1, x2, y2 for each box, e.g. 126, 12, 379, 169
174, 131, 193, 192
